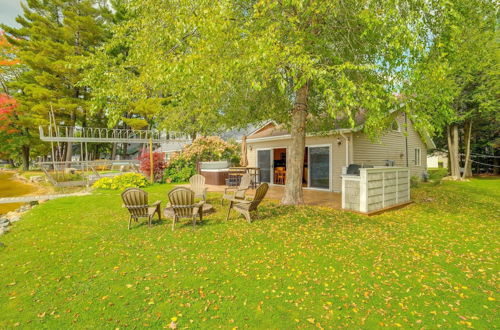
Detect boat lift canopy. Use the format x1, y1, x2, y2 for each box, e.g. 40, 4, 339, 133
39, 125, 191, 144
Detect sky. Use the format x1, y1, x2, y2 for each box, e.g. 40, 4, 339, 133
0, 0, 23, 28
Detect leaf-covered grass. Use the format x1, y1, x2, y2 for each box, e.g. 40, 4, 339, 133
0, 178, 498, 328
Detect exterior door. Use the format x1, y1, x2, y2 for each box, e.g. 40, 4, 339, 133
308, 146, 330, 190
257, 149, 272, 183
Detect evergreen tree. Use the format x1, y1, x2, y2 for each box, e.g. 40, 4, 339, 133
1, 0, 110, 166
0, 31, 42, 169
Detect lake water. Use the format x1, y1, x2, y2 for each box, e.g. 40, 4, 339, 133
0, 171, 38, 215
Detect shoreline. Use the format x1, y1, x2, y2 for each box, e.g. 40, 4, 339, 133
0, 170, 52, 215
1, 169, 51, 196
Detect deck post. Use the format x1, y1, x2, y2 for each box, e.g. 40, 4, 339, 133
149, 137, 154, 183
359, 169, 368, 213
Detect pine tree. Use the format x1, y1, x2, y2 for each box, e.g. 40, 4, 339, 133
1, 0, 110, 165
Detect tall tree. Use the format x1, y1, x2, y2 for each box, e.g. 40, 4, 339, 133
92, 0, 427, 204
0, 31, 42, 169
2, 0, 110, 166
404, 0, 498, 179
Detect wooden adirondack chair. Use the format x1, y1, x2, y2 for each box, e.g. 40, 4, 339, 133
226, 183, 269, 223
222, 172, 252, 205
189, 174, 208, 201
168, 187, 204, 230
121, 188, 161, 229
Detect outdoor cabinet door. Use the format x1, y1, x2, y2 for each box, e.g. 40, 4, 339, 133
309, 146, 330, 189
257, 150, 271, 183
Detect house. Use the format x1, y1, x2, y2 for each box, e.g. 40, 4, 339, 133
427, 150, 448, 168
243, 113, 435, 192
156, 140, 189, 160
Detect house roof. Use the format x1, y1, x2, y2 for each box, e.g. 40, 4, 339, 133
244, 114, 435, 150
218, 123, 263, 141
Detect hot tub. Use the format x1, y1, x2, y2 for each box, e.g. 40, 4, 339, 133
199, 161, 230, 185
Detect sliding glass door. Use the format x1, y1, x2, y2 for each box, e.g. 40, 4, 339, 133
257, 149, 271, 183
308, 146, 330, 189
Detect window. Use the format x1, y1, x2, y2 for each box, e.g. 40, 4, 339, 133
390, 120, 400, 132
414, 148, 421, 166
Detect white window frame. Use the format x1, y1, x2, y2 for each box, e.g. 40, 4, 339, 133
414, 148, 421, 166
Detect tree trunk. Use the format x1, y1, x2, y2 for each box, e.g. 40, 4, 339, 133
21, 145, 30, 171
447, 150, 452, 175
281, 83, 309, 205
65, 111, 76, 162
65, 141, 73, 162
61, 142, 67, 162
447, 124, 461, 179
462, 119, 473, 178
111, 143, 117, 160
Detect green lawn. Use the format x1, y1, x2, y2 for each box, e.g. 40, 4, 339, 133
0, 179, 498, 328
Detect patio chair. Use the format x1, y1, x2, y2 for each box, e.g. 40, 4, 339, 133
222, 172, 252, 205
189, 174, 208, 201
121, 188, 161, 229
167, 187, 204, 230
226, 183, 269, 223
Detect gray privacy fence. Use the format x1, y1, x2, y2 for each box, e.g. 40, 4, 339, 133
342, 167, 410, 213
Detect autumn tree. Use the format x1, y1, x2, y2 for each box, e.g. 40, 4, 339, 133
0, 32, 42, 169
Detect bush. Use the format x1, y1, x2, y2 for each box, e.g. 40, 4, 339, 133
428, 168, 448, 181
180, 136, 240, 164
164, 161, 196, 183
54, 172, 84, 182
92, 173, 149, 190
164, 136, 240, 183
410, 176, 420, 188
138, 150, 166, 182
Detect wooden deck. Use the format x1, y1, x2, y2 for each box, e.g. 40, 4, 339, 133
199, 184, 342, 209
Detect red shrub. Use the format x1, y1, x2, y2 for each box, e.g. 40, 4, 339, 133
138, 149, 166, 182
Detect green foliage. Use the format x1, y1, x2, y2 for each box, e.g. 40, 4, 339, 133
92, 177, 113, 189
0, 179, 498, 327
180, 136, 240, 164
164, 161, 196, 183
403, 0, 498, 134
53, 172, 84, 183
410, 176, 421, 188
428, 168, 448, 182
92, 172, 149, 190
164, 136, 239, 183
1, 0, 112, 167
122, 117, 148, 130
86, 0, 431, 138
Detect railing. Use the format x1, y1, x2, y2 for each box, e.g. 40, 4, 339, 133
38, 160, 141, 187
39, 125, 191, 143
342, 167, 410, 213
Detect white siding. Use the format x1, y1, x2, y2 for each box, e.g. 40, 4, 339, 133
245, 115, 430, 192
352, 115, 428, 179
